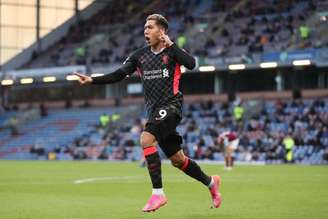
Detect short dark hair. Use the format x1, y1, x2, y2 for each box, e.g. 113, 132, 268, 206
146, 14, 169, 32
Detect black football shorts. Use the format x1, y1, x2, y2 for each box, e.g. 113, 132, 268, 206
145, 106, 183, 158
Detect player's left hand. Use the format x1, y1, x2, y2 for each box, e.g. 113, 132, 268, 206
160, 34, 173, 48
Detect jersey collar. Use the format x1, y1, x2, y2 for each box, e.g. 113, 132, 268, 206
150, 46, 165, 55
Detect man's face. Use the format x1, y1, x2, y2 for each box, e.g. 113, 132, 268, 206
144, 20, 164, 46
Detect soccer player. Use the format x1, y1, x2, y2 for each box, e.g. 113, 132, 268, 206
218, 131, 239, 170
73, 14, 222, 212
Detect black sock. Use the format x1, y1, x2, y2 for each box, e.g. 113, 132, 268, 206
180, 157, 211, 186
144, 147, 162, 188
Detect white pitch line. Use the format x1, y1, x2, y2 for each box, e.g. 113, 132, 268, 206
73, 176, 144, 184
73, 175, 195, 184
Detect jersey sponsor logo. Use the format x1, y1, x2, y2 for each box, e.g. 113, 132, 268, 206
144, 75, 162, 80
142, 69, 169, 80
162, 68, 169, 78
143, 69, 162, 75
143, 69, 162, 80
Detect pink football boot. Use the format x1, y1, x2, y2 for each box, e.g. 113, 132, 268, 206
142, 194, 168, 212
209, 175, 222, 208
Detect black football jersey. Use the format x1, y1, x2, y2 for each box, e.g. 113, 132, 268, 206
93, 44, 195, 118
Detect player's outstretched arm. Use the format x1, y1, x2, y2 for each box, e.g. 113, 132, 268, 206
73, 69, 128, 85
72, 50, 137, 85
90, 69, 127, 85
73, 72, 93, 85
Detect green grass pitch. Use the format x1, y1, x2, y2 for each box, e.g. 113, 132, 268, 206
0, 161, 327, 219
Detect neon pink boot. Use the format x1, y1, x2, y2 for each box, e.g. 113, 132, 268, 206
142, 194, 167, 212
209, 175, 222, 208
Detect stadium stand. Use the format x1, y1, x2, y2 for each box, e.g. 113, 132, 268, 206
23, 0, 328, 68
1, 97, 327, 164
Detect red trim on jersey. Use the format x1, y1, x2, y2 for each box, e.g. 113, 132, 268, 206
173, 64, 181, 95
136, 67, 142, 77
143, 146, 157, 157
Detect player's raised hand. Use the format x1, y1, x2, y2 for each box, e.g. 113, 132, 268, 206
160, 32, 173, 48
72, 72, 92, 85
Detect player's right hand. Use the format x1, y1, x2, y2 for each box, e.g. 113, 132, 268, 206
72, 72, 92, 85
160, 33, 173, 48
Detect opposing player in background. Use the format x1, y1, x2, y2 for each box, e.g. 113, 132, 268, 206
218, 131, 239, 170
73, 14, 222, 212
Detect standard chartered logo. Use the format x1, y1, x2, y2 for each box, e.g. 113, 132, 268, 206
143, 69, 169, 80
162, 68, 169, 78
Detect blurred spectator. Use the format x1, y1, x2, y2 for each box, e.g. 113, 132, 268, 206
111, 113, 121, 122
7, 117, 19, 136
74, 46, 87, 65
48, 151, 57, 160
39, 103, 48, 117
30, 144, 46, 159
233, 99, 245, 131
176, 34, 187, 48
299, 24, 310, 40
99, 113, 110, 128
283, 134, 295, 163
323, 148, 328, 162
